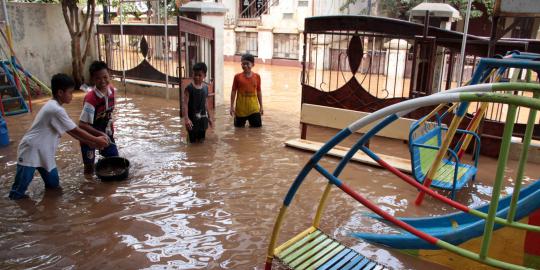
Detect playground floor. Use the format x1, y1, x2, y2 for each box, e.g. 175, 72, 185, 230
1, 63, 539, 269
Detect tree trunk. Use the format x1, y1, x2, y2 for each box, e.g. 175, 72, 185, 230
62, 0, 96, 88
71, 34, 83, 87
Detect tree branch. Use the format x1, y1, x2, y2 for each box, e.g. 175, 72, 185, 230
80, 1, 91, 36
74, 4, 80, 36
82, 2, 96, 64
70, 6, 77, 34
61, 2, 75, 36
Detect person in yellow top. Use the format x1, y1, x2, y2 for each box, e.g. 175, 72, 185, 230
229, 54, 263, 127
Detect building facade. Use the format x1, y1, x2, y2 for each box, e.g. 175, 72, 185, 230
221, 0, 369, 65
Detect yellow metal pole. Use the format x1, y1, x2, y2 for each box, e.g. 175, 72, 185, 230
313, 183, 332, 228
415, 105, 467, 205
457, 103, 487, 157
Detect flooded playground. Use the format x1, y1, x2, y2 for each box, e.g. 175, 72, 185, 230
1, 63, 539, 270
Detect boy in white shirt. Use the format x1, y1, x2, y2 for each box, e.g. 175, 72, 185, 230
9, 74, 109, 200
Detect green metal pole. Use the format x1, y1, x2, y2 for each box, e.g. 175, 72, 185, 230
507, 92, 539, 222
479, 105, 517, 259
438, 240, 532, 270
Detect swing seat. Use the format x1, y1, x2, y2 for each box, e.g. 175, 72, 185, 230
410, 125, 480, 198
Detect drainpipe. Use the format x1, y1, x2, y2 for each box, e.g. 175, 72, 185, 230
1, 0, 9, 26
456, 0, 473, 87
103, 2, 110, 24
119, 0, 127, 92
164, 0, 169, 99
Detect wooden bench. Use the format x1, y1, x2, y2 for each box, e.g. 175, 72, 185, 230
300, 104, 415, 141
285, 104, 415, 173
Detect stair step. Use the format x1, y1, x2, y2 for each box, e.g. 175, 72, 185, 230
1, 96, 24, 102
4, 108, 28, 116
0, 85, 16, 91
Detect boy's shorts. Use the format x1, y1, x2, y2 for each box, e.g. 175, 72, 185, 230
188, 118, 208, 143
81, 135, 119, 165
234, 113, 262, 128
188, 128, 206, 143
9, 164, 59, 199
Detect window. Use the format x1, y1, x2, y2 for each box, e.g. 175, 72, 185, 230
273, 33, 299, 60
236, 32, 258, 56
283, 13, 293, 19
298, 0, 308, 7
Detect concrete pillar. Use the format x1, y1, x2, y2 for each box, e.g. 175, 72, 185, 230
223, 25, 236, 57
180, 1, 228, 106
257, 27, 273, 62
384, 39, 411, 97
298, 32, 305, 62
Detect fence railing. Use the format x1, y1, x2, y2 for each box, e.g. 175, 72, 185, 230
235, 31, 258, 56
301, 15, 540, 156
96, 16, 215, 116
273, 33, 299, 60
96, 16, 215, 85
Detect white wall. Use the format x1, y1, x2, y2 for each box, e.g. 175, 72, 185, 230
224, 26, 236, 56
2, 3, 97, 87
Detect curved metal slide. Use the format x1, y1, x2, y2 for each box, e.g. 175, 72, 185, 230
354, 179, 540, 249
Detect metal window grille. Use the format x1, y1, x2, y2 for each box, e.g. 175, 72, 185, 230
273, 33, 299, 59
235, 31, 258, 56
282, 13, 293, 19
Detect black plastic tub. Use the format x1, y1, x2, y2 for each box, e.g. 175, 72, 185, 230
95, 157, 130, 181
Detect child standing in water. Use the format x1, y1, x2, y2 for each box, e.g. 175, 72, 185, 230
230, 53, 263, 127
183, 62, 213, 143
79, 61, 119, 173
9, 74, 108, 200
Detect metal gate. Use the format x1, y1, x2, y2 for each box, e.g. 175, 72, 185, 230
96, 16, 215, 116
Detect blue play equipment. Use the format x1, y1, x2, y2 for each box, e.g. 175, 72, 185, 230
408, 51, 540, 200
0, 60, 29, 116
353, 179, 540, 249
0, 113, 8, 146
409, 109, 481, 199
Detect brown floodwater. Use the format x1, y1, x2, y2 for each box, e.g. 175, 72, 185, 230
1, 62, 539, 269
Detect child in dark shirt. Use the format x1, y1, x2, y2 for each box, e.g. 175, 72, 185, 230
183, 62, 213, 143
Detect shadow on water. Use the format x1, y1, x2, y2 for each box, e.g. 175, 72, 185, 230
1, 63, 537, 269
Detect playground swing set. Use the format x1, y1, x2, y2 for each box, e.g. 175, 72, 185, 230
266, 53, 540, 270
408, 51, 540, 201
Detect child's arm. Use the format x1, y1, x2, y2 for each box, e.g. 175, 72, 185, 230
79, 121, 107, 137
230, 75, 238, 116
67, 127, 108, 149
257, 75, 263, 115
183, 88, 193, 130
79, 99, 107, 137
229, 88, 237, 116
206, 94, 213, 128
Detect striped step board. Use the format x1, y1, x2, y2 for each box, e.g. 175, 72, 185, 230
275, 229, 389, 270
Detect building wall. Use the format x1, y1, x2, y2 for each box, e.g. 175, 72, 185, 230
2, 3, 97, 87
223, 0, 368, 63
